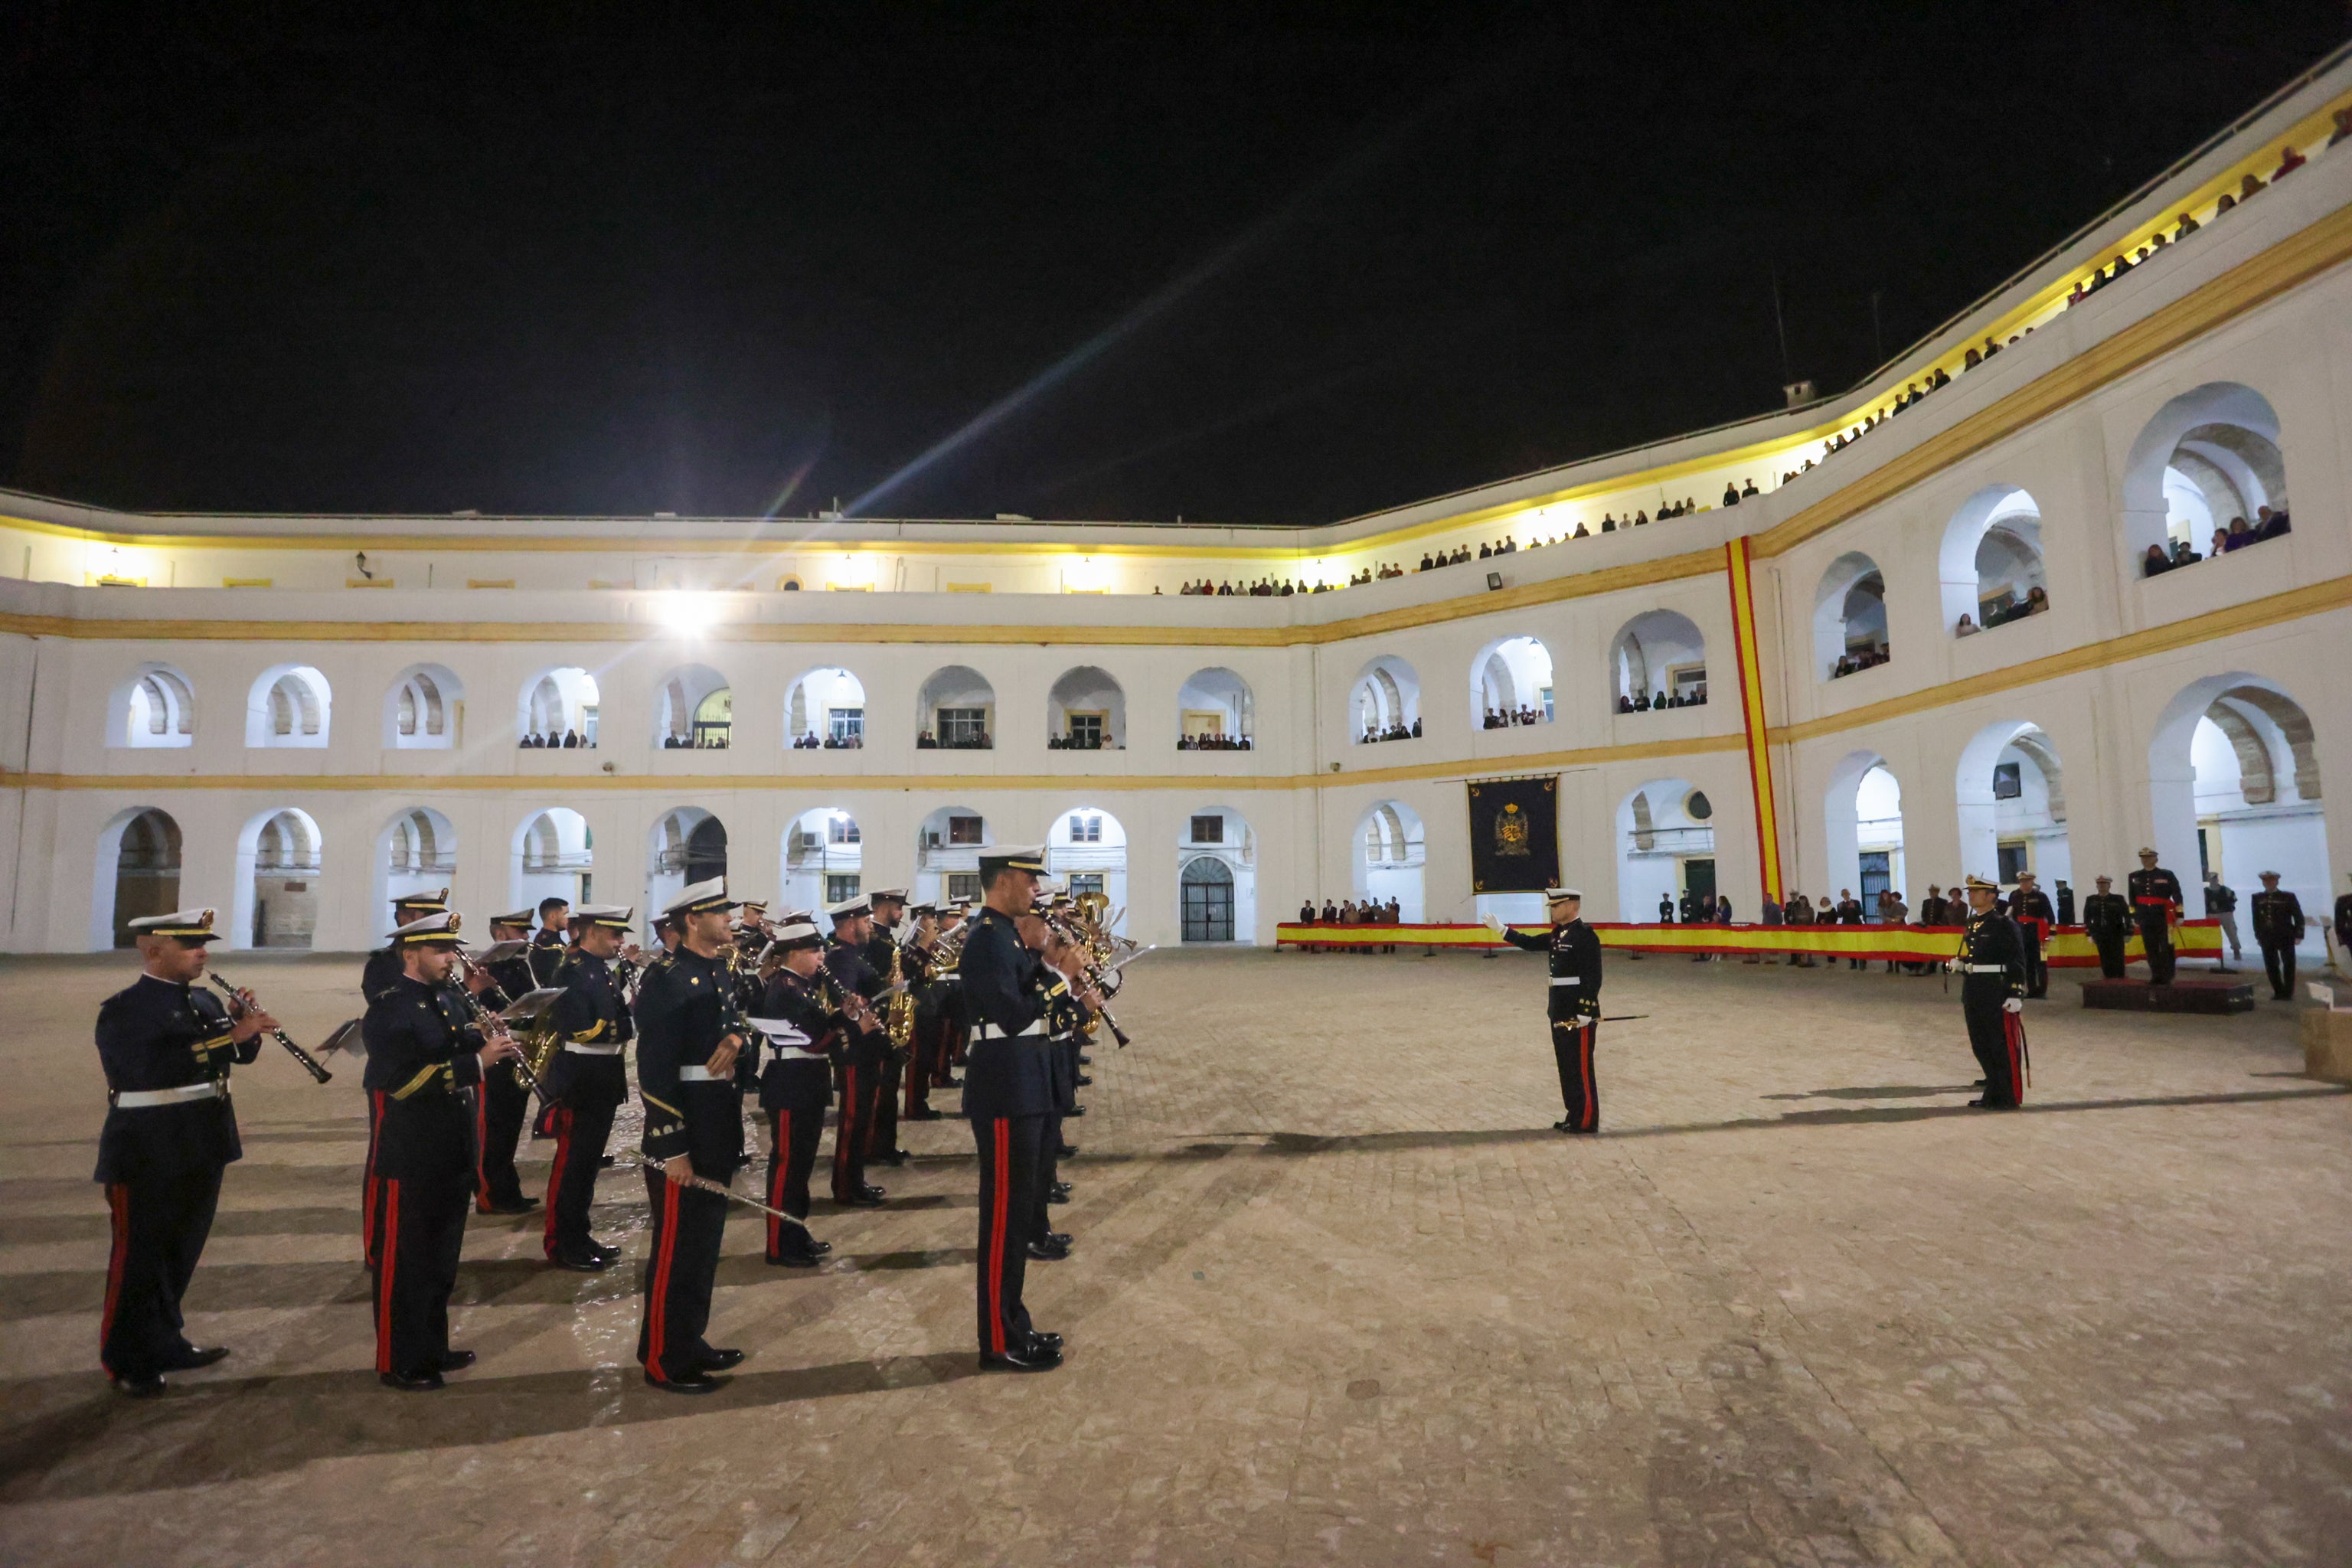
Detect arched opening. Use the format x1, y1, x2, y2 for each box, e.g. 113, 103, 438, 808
916, 665, 995, 750
784, 805, 864, 910
1350, 656, 1419, 744
655, 665, 731, 749
786, 666, 867, 749
1352, 799, 1425, 921
2150, 674, 2328, 953
1609, 610, 1709, 712
1176, 667, 1255, 750
913, 804, 988, 909
108, 664, 194, 749
383, 663, 464, 750
1180, 806, 1256, 942
1940, 486, 2047, 636
518, 666, 600, 748
234, 807, 322, 949
1955, 722, 2069, 890
92, 807, 182, 949
1615, 780, 1717, 921
1823, 753, 1904, 909
1814, 552, 1890, 680
1049, 805, 1129, 933
2121, 381, 2290, 564
244, 665, 332, 749
1047, 666, 1126, 750
378, 806, 458, 919
1470, 636, 1554, 730
649, 806, 728, 916
512, 807, 593, 915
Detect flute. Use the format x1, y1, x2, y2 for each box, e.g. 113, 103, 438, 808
207, 973, 334, 1083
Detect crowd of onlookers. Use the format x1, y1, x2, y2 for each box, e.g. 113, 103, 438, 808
1177, 732, 1254, 750
1481, 706, 1547, 728
1828, 643, 1891, 679
660, 732, 727, 749
2141, 505, 2292, 577
1955, 584, 2050, 636
1293, 898, 1407, 952
1615, 685, 1708, 713
915, 730, 991, 750
1361, 718, 1422, 743
1178, 577, 1344, 596
1047, 731, 1121, 750
790, 731, 863, 749
518, 730, 591, 748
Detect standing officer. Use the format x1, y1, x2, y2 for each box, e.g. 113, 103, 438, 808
824, 895, 890, 1207
751, 917, 858, 1267
2128, 848, 2184, 985
469, 907, 540, 1217
936, 903, 972, 1089
901, 904, 948, 1121
962, 845, 1090, 1372
632, 877, 749, 1393
2083, 875, 2132, 978
864, 889, 915, 1167
1949, 877, 2028, 1109
538, 904, 635, 1271
93, 909, 275, 1396
2249, 872, 2310, 1001
2054, 878, 2076, 927
2010, 871, 2055, 999
1024, 914, 1084, 1262
363, 912, 521, 1390
1488, 888, 1604, 1134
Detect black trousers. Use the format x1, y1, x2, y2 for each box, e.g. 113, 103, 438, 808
1550, 1018, 1599, 1131
1031, 1112, 1063, 1236
905, 1023, 938, 1116
872, 1054, 903, 1156
361, 1089, 387, 1267
100, 1165, 224, 1380
831, 1060, 880, 1199
1964, 993, 2027, 1106
972, 1114, 1047, 1354
2092, 935, 2128, 978
473, 1067, 531, 1211
2022, 940, 2048, 998
2260, 939, 2298, 1000
372, 1168, 471, 1379
540, 1098, 618, 1259
765, 1106, 824, 1260
637, 1170, 728, 1382
2135, 910, 2176, 984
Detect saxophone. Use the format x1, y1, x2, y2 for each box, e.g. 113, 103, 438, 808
885, 934, 916, 1056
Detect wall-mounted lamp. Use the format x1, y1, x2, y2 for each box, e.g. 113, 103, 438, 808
354, 551, 374, 580
1485, 571, 1504, 591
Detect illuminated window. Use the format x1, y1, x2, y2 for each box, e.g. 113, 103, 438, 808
948, 815, 985, 845
1189, 815, 1223, 844
826, 874, 861, 903
827, 815, 861, 846
1068, 814, 1102, 844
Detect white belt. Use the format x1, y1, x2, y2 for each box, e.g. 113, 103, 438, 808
113, 1082, 223, 1108
769, 1047, 828, 1063
677, 1065, 730, 1083
1959, 963, 2008, 974
975, 1021, 1046, 1039
563, 1041, 624, 1056
1548, 977, 1583, 985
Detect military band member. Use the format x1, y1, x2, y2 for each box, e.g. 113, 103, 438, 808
529, 897, 570, 982
936, 903, 972, 1087
1949, 876, 2028, 1108
2083, 875, 2132, 978
461, 908, 539, 1217
752, 919, 860, 1266
1488, 887, 1604, 1133
1026, 916, 1086, 1259
901, 903, 948, 1121
537, 905, 635, 1270
362, 913, 520, 1390
92, 910, 273, 1396
2010, 871, 2054, 999
2249, 872, 2310, 1001
2128, 848, 2184, 985
825, 895, 891, 1207
864, 889, 914, 1166
358, 889, 449, 1265
962, 845, 1092, 1371
632, 877, 749, 1393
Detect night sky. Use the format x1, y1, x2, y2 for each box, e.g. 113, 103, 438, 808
5, 3, 2347, 526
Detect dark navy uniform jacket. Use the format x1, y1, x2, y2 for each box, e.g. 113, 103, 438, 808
1500, 919, 1602, 1021
2128, 867, 2184, 915
360, 945, 407, 1006
825, 937, 890, 1068
958, 906, 1060, 1119
543, 949, 632, 1109
632, 946, 745, 1181
93, 974, 260, 1183
754, 969, 839, 1114
2251, 889, 2306, 946
1958, 912, 2027, 1000
2082, 891, 2132, 939
361, 974, 488, 1181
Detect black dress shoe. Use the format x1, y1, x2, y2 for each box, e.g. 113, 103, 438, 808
1044, 1230, 1072, 1248
1050, 1181, 1073, 1199
906, 1106, 945, 1121
113, 1371, 167, 1398
645, 1370, 727, 1394
1553, 1119, 1596, 1134
1075, 1074, 1094, 1086
767, 1250, 823, 1268
1027, 1331, 1064, 1353
1078, 1054, 1093, 1066
861, 1183, 887, 1200
589, 1238, 623, 1262
875, 1148, 910, 1167
1047, 1187, 1072, 1205
1026, 1236, 1071, 1261
698, 1348, 746, 1371
381, 1368, 446, 1392
549, 1251, 610, 1272
482, 1198, 538, 1216
940, 1076, 963, 1088
1065, 1105, 1086, 1117
598, 1154, 616, 1168
1966, 1097, 2018, 1109
1057, 1144, 1079, 1159
437, 1349, 477, 1371
978, 1343, 1063, 1373
161, 1344, 231, 1371
1973, 1078, 1988, 1087
834, 1187, 886, 1207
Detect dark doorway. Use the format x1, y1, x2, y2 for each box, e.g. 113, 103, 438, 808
113, 809, 182, 947
1181, 858, 1234, 942
1859, 851, 1891, 907
1681, 857, 1717, 906
686, 817, 729, 884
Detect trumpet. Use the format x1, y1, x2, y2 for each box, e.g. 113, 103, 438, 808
207, 973, 334, 1083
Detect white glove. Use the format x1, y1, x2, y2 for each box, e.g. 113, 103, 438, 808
1483, 913, 1506, 935
2002, 997, 2023, 1014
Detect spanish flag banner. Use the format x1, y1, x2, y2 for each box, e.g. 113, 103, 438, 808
1276, 920, 2225, 966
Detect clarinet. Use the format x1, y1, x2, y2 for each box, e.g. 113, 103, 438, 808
207, 973, 333, 1083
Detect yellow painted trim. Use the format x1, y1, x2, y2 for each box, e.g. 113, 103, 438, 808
221, 577, 273, 589
466, 579, 516, 590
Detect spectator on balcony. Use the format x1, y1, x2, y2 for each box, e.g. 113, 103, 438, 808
1722, 483, 1739, 507
2024, 586, 2050, 616
916, 730, 936, 749
2142, 544, 2174, 578
2256, 504, 2292, 541
2215, 191, 2237, 217
2332, 108, 2352, 149
2171, 538, 2201, 568
2275, 143, 2307, 178
1634, 510, 1650, 527
1955, 612, 1980, 637
2239, 172, 2265, 201
2211, 526, 2233, 559
2223, 516, 2256, 553
2174, 211, 2200, 240
562, 730, 580, 749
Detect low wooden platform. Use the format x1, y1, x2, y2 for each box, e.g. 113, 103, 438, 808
2081, 976, 2257, 1014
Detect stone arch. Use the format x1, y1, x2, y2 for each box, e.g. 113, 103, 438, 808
1614, 779, 1715, 922
234, 805, 323, 949
1177, 667, 1254, 747
245, 665, 332, 749
511, 807, 593, 916
1047, 665, 1126, 750
518, 666, 601, 746
1608, 610, 1708, 709
2151, 674, 2328, 939
1469, 635, 1554, 729
1180, 805, 1256, 942
916, 665, 996, 748
1940, 485, 2047, 635
1349, 656, 1419, 743
384, 663, 464, 750
654, 664, 732, 748
108, 663, 195, 749
2121, 381, 2288, 559
648, 805, 728, 916
785, 665, 867, 748
90, 806, 183, 949
1823, 752, 1905, 904
913, 803, 988, 908
1954, 721, 2070, 890
374, 805, 458, 923
1351, 799, 1424, 921
1812, 552, 1890, 679
784, 805, 864, 910
1049, 803, 1129, 933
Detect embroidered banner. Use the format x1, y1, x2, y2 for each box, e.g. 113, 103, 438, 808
1465, 776, 1560, 894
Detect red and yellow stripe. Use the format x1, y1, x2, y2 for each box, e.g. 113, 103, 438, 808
1276, 920, 2224, 965
1723, 536, 1782, 903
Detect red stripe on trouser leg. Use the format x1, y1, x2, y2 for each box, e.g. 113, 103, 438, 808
2005, 1014, 2026, 1099
645, 1178, 679, 1380
1579, 1025, 1597, 1130
474, 1090, 492, 1210
833, 1067, 859, 1194
768, 1111, 789, 1254
374, 1180, 400, 1373
986, 1119, 1009, 1354
542, 1108, 571, 1255
362, 1091, 384, 1265
100, 1183, 129, 1376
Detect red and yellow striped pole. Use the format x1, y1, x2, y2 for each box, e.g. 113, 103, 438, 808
1723, 536, 1784, 904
